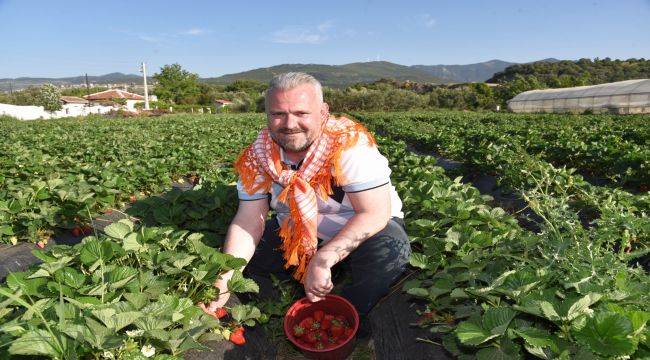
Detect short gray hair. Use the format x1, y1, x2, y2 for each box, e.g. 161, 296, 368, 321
265, 72, 323, 107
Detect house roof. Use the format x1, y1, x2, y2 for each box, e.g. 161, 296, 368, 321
215, 99, 233, 104
84, 89, 145, 101
61, 96, 89, 104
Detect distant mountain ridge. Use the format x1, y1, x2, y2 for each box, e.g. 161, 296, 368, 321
203, 61, 447, 87
204, 59, 562, 87
0, 73, 149, 92
412, 60, 517, 83
0, 59, 561, 91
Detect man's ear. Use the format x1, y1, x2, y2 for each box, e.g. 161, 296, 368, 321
321, 102, 330, 120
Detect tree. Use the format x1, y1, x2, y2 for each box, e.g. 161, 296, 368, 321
153, 64, 200, 104
224, 80, 267, 94
36, 84, 62, 111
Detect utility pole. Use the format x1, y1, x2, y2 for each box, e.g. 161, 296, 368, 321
9, 81, 13, 95
140, 62, 150, 110
85, 73, 90, 97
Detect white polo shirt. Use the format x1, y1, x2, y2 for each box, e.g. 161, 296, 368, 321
237, 134, 403, 244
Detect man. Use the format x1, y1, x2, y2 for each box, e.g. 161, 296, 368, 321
200, 72, 410, 331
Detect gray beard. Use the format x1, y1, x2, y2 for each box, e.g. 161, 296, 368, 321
271, 133, 314, 152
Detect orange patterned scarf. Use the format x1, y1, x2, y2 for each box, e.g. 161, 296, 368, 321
234, 116, 375, 282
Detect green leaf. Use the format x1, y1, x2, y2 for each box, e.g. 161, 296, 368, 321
6, 272, 47, 296
104, 222, 131, 240
123, 292, 149, 309
134, 316, 173, 331
0, 225, 14, 235
172, 254, 196, 269
55, 267, 86, 289
117, 219, 135, 231
79, 239, 114, 265
483, 307, 517, 335
445, 230, 460, 248
456, 320, 498, 346
91, 308, 143, 331
627, 310, 650, 335
27, 268, 51, 279
498, 271, 540, 299
539, 301, 561, 321
513, 327, 559, 351
450, 288, 469, 299
565, 293, 602, 321
20, 298, 52, 321
107, 266, 138, 290
231, 304, 261, 323
8, 329, 62, 357
227, 271, 259, 294
573, 312, 636, 356
406, 287, 429, 298
476, 338, 522, 360
122, 233, 143, 252
409, 253, 429, 269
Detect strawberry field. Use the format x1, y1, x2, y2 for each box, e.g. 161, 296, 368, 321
0, 112, 648, 359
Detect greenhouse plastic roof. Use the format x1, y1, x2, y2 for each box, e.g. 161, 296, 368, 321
510, 79, 650, 101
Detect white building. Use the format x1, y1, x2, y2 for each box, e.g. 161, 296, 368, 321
507, 79, 650, 114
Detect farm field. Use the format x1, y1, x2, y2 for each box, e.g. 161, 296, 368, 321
0, 112, 648, 359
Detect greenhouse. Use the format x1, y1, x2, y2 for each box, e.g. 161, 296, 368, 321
507, 78, 650, 114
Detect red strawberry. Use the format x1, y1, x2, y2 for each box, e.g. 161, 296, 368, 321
344, 327, 353, 339
82, 225, 93, 235
300, 316, 315, 330
293, 325, 305, 338
321, 314, 334, 330
314, 342, 324, 350
229, 330, 245, 345
330, 320, 344, 338
129, 195, 137, 203
214, 307, 227, 319
305, 331, 318, 343
72, 227, 81, 237
313, 310, 325, 322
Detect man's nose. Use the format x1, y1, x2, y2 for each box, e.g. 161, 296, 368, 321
284, 113, 299, 128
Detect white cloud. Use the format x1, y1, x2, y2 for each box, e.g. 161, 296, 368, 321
317, 20, 334, 33
270, 20, 334, 44
181, 27, 207, 36
419, 14, 436, 28
138, 34, 163, 43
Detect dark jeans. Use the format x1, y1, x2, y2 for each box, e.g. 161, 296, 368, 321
243, 216, 411, 316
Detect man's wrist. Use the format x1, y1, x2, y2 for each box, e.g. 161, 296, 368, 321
313, 248, 341, 269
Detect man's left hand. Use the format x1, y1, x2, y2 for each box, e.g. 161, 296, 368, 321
304, 258, 334, 302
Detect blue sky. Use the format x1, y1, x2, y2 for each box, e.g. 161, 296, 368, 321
1, 0, 649, 78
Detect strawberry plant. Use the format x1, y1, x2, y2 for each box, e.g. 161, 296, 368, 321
0, 219, 261, 358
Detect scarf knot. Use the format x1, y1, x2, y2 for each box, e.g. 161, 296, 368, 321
278, 169, 298, 187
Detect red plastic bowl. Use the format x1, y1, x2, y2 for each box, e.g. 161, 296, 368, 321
284, 294, 359, 360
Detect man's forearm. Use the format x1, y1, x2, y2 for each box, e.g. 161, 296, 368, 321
217, 214, 265, 285
313, 212, 389, 269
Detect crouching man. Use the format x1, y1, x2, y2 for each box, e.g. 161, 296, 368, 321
200, 72, 410, 334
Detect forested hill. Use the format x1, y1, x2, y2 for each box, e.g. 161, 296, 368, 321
487, 58, 650, 86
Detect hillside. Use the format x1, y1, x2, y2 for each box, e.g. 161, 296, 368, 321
203, 61, 447, 88
487, 58, 650, 85
411, 59, 516, 83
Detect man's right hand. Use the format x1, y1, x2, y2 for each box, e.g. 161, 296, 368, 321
198, 296, 229, 318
